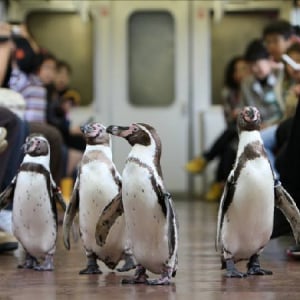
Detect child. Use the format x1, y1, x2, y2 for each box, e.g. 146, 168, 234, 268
263, 19, 295, 63
9, 51, 57, 122
241, 39, 284, 127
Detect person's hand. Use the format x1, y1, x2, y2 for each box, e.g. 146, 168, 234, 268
18, 24, 30, 38
231, 108, 241, 120
70, 126, 83, 135
291, 84, 300, 97
0, 23, 14, 49
270, 60, 284, 71
0, 22, 11, 37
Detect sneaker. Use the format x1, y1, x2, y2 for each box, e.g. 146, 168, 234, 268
0, 231, 18, 253
205, 182, 224, 202
286, 244, 300, 259
185, 157, 207, 174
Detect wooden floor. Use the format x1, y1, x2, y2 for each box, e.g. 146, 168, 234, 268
1, 199, 300, 299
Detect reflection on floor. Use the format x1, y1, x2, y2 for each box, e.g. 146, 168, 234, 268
0, 199, 299, 299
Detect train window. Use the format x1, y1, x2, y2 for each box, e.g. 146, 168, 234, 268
128, 11, 175, 107
27, 12, 93, 106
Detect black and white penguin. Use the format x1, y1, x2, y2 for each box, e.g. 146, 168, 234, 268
0, 134, 65, 271
216, 106, 300, 278
96, 123, 178, 285
63, 122, 135, 274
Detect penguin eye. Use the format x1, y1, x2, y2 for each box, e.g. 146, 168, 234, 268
133, 126, 139, 132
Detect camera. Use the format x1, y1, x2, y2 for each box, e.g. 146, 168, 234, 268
0, 23, 21, 43
11, 25, 21, 36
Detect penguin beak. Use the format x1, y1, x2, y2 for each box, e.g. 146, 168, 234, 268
106, 125, 130, 137
23, 139, 36, 154
21, 143, 26, 153
81, 124, 94, 136
80, 124, 88, 134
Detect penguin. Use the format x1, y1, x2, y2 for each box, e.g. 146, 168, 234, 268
62, 122, 136, 274
216, 106, 300, 278
96, 123, 178, 285
0, 133, 66, 271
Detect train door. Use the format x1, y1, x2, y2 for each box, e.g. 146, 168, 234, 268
106, 1, 190, 193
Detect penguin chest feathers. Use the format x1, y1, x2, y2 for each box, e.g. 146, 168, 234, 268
13, 168, 56, 257
122, 157, 169, 273
13, 167, 53, 223
222, 135, 275, 259
233, 133, 274, 206
78, 150, 122, 253
79, 149, 120, 205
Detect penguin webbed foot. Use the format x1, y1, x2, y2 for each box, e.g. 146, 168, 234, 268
146, 265, 173, 285
34, 254, 54, 271
18, 254, 39, 269
226, 269, 247, 278
247, 254, 272, 276
147, 276, 171, 285
147, 279, 171, 285
79, 264, 102, 275
18, 258, 39, 269
247, 266, 273, 276
121, 264, 148, 284
225, 259, 247, 278
79, 254, 102, 275
117, 253, 136, 272
121, 274, 148, 284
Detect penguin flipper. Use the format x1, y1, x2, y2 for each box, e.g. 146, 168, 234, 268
95, 192, 123, 247
0, 177, 16, 210
50, 175, 67, 212
52, 186, 66, 212
165, 192, 179, 275
216, 172, 235, 252
274, 182, 300, 244
63, 179, 80, 250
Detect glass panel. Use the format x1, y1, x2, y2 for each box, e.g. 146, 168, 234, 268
128, 11, 175, 107
27, 12, 93, 105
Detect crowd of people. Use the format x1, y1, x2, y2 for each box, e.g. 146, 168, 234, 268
0, 22, 85, 252
185, 19, 300, 256
186, 19, 299, 200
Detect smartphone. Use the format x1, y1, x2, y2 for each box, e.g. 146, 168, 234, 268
282, 54, 300, 71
